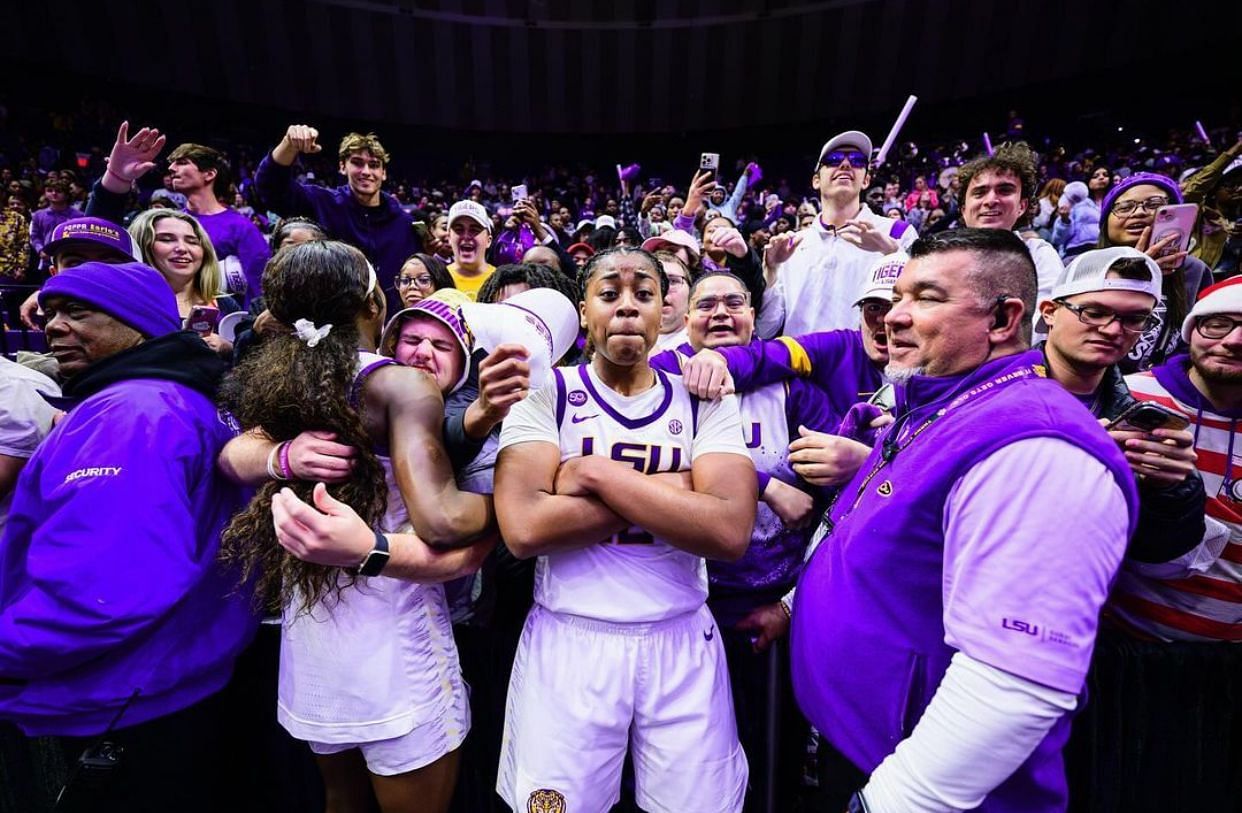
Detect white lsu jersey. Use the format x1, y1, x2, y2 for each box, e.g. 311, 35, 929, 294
499, 363, 750, 623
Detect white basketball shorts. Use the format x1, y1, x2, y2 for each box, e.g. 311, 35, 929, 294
497, 603, 748, 813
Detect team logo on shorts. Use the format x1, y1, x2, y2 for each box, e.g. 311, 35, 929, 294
527, 788, 567, 813
568, 390, 588, 407
668, 419, 683, 435
877, 480, 893, 497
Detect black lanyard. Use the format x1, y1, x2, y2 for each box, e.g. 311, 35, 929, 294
816, 364, 1047, 537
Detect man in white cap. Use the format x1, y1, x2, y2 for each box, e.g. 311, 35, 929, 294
1037, 247, 1203, 563
759, 130, 919, 338
447, 200, 496, 300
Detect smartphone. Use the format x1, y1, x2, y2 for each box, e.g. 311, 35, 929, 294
1106, 401, 1190, 433
186, 305, 221, 336
700, 153, 720, 172
1150, 203, 1198, 258
511, 184, 529, 202
865, 383, 896, 411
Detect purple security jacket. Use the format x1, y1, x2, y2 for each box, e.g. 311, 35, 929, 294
791, 350, 1139, 812
0, 335, 257, 736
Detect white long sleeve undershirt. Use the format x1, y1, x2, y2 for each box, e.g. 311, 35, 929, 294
861, 652, 1078, 813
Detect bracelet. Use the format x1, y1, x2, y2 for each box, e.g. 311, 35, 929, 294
278, 441, 294, 480
265, 443, 284, 481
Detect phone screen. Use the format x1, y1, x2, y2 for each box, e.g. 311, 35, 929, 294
187, 306, 221, 336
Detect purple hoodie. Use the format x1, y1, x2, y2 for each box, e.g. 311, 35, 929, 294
254, 156, 422, 312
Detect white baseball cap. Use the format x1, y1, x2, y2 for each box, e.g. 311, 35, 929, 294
461, 288, 580, 390
594, 214, 617, 230
817, 130, 874, 169
448, 200, 492, 232
1048, 246, 1162, 303
855, 252, 907, 305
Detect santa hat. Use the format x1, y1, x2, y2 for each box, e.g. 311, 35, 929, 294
1182, 276, 1242, 342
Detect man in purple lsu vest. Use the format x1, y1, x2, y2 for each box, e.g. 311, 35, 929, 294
791, 229, 1139, 812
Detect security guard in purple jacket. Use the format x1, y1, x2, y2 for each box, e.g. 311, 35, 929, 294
0, 261, 256, 811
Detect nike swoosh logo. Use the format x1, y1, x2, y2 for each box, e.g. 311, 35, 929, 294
704, 626, 715, 641
571, 414, 598, 423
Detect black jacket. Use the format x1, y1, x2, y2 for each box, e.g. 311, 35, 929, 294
1039, 345, 1206, 564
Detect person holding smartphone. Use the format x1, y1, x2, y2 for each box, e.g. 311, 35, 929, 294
1064, 275, 1242, 811
1097, 172, 1213, 372
1035, 246, 1204, 563
128, 209, 242, 358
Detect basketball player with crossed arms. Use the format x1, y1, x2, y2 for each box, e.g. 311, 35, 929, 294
494, 246, 757, 813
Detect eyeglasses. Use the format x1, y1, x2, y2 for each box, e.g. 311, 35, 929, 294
822, 150, 869, 170
666, 274, 689, 288
1196, 315, 1242, 339
397, 274, 433, 288
860, 301, 892, 319
1058, 301, 1155, 334
1110, 196, 1168, 217
693, 293, 750, 313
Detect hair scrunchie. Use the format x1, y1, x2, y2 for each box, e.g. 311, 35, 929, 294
292, 318, 332, 348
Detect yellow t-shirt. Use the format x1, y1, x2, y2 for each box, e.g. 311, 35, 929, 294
447, 263, 497, 301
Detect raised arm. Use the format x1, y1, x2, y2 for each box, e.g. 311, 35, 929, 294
253, 124, 323, 217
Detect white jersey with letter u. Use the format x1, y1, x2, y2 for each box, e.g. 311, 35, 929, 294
498, 363, 750, 624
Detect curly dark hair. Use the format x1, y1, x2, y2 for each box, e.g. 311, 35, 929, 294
478, 262, 579, 304
218, 241, 388, 613
956, 141, 1041, 229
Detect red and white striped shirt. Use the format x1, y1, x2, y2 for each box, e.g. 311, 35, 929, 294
1110, 367, 1242, 642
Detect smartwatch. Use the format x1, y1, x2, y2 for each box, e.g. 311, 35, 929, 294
357, 529, 390, 577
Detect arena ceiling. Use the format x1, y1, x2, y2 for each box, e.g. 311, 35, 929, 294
4, 0, 1237, 135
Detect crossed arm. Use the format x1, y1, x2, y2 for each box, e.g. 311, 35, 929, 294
496, 441, 756, 562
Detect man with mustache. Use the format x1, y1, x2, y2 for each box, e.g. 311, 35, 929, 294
791, 229, 1136, 813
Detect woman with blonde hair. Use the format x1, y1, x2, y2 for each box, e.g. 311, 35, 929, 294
129, 208, 241, 356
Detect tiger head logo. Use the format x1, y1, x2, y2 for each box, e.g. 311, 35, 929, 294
527, 788, 567, 813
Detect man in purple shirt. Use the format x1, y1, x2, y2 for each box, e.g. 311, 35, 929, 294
84, 122, 271, 302
28, 178, 78, 276
791, 229, 1137, 813
253, 125, 422, 313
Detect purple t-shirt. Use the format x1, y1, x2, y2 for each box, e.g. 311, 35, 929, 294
194, 209, 271, 302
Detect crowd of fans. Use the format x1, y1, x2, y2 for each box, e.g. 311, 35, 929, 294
1, 98, 1242, 813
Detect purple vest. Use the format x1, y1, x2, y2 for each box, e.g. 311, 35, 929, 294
790, 350, 1138, 812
